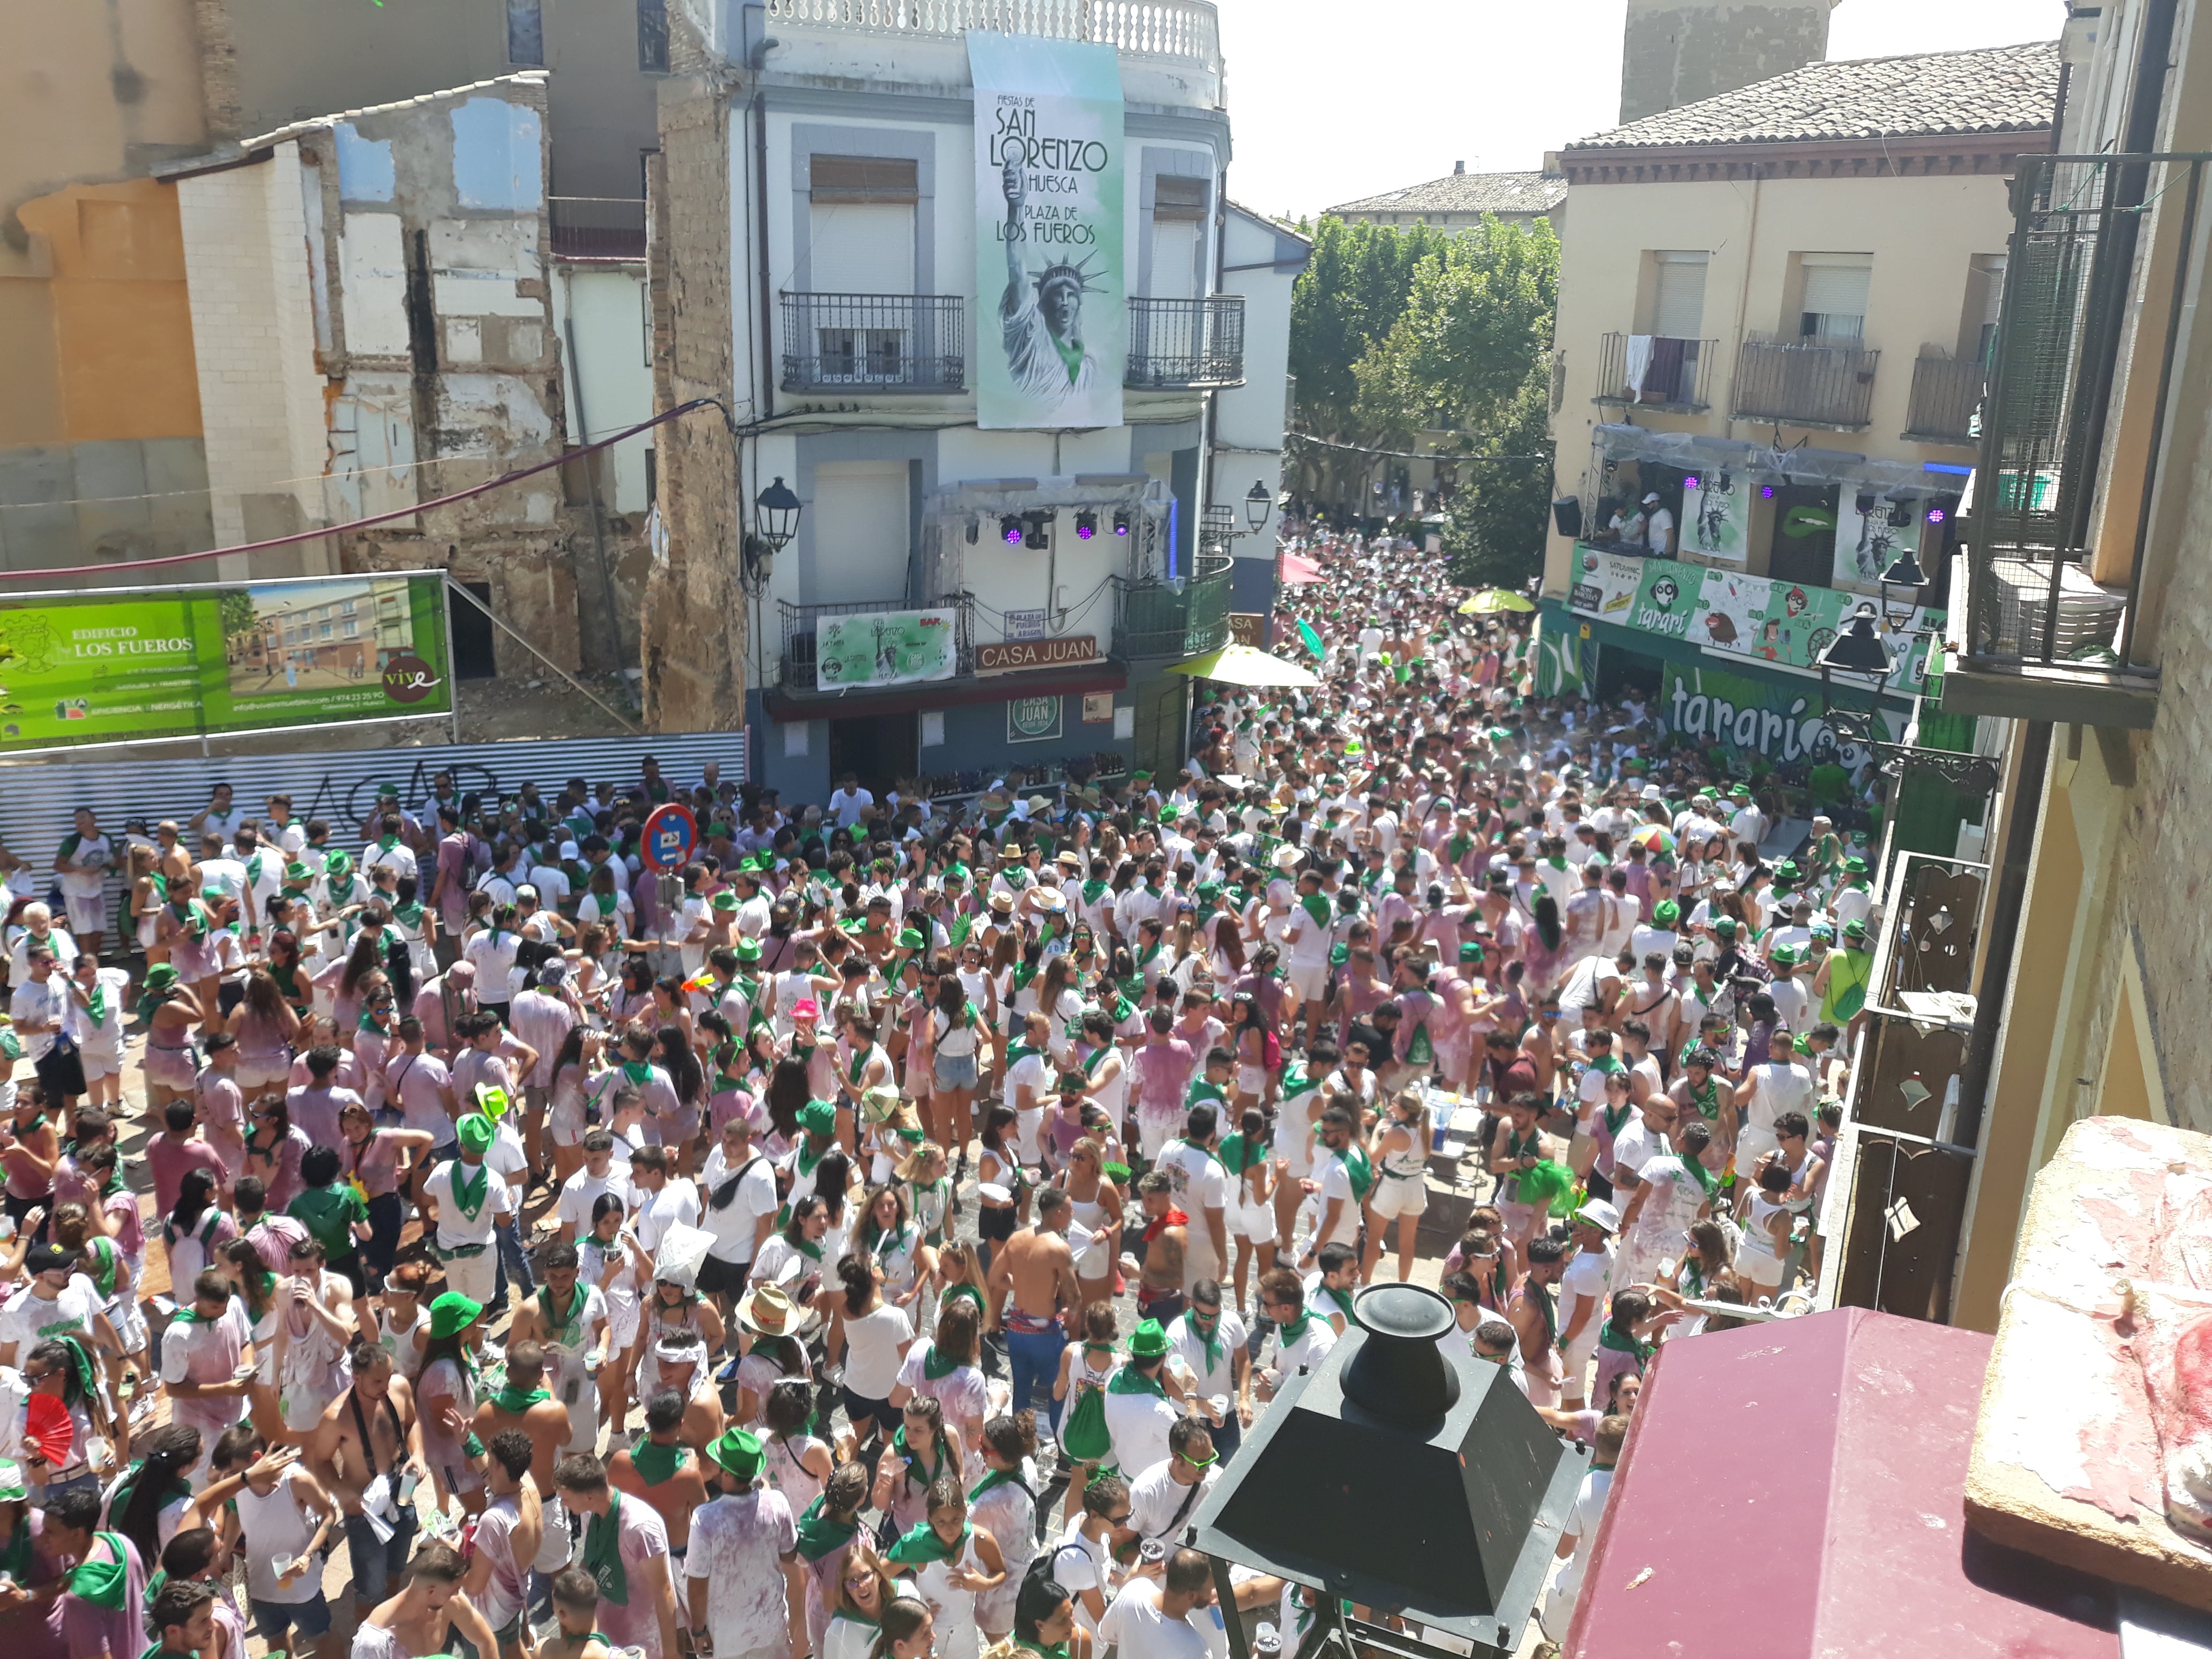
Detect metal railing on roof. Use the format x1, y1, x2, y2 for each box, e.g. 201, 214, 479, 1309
762, 0, 1222, 70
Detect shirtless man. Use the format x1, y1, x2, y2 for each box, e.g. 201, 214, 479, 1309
640, 1332, 724, 1474
1509, 1237, 1568, 1409
307, 1338, 428, 1621
504, 1244, 609, 1454
1486, 1093, 1555, 1249
470, 1339, 577, 1602
984, 1187, 1082, 1426
608, 1388, 710, 1616
355, 1537, 502, 1659
1129, 1170, 1190, 1326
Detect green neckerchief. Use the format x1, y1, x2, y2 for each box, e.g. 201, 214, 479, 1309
69, 1532, 132, 1609
1108, 1363, 1165, 1399
863, 1220, 914, 1261
1080, 1043, 1110, 1079
1080, 879, 1109, 906
491, 1382, 550, 1416
584, 1490, 630, 1605
358, 1011, 388, 1035
622, 1060, 654, 1086
1274, 1310, 1313, 1349
1683, 1075, 1722, 1121
1015, 1642, 1071, 1659
1677, 1151, 1720, 1200
392, 899, 425, 927
890, 1425, 948, 1490
86, 1236, 120, 1301
1597, 1319, 1650, 1365
1004, 1043, 1043, 1071
539, 1285, 587, 1346
449, 1157, 491, 1222
630, 1437, 687, 1488
1601, 1095, 1634, 1139
1299, 893, 1333, 931
1318, 1281, 1357, 1322
1184, 1311, 1225, 1374
941, 1282, 984, 1315
1135, 939, 1163, 974
886, 1518, 972, 1567
1217, 1132, 1261, 1177
847, 1047, 873, 1086
921, 1342, 961, 1382
794, 1493, 860, 1562
1341, 1142, 1374, 1205
85, 975, 108, 1028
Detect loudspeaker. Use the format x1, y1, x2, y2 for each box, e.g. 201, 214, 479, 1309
1551, 497, 1582, 538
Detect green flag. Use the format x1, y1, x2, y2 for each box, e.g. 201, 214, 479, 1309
1297, 621, 1325, 659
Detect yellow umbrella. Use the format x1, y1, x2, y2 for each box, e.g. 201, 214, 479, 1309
1459, 589, 1536, 615
1164, 644, 1321, 689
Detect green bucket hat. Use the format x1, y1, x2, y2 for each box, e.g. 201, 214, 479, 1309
711, 890, 739, 911
1129, 1318, 1170, 1359
1653, 901, 1680, 928
798, 1098, 839, 1138
429, 1291, 482, 1340
708, 1426, 765, 1483
456, 1112, 495, 1154
734, 938, 763, 962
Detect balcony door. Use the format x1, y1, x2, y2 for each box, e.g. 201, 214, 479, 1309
808, 156, 918, 383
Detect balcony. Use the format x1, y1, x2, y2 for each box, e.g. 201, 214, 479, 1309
1126, 296, 1244, 389
550, 197, 646, 262
779, 294, 966, 393
1593, 332, 1713, 412
1946, 154, 2206, 729
761, 0, 1222, 73
778, 595, 975, 692
1902, 349, 1985, 445
1114, 551, 1232, 659
1730, 332, 1880, 429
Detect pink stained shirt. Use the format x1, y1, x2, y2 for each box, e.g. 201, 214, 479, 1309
507, 990, 576, 1088
197, 1071, 248, 1181
341, 1126, 410, 1199
145, 1133, 230, 1216
385, 1049, 457, 1144
1134, 1036, 1197, 1115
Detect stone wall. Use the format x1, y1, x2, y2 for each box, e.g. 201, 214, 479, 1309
639, 42, 744, 733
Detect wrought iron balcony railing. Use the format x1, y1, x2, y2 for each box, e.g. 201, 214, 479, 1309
1126, 296, 1245, 389
1594, 332, 1713, 411
1730, 332, 1880, 428
1902, 349, 1984, 445
779, 294, 966, 393
778, 595, 975, 691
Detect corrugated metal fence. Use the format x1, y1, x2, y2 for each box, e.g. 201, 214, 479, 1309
0, 730, 748, 928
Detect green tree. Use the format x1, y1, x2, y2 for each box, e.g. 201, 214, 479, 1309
1352, 216, 1560, 440
1441, 371, 1555, 589
216, 589, 257, 641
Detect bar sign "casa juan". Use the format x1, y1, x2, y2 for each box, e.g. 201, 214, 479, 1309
975, 636, 1100, 676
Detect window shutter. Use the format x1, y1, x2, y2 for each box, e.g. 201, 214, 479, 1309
1153, 176, 1209, 222
809, 156, 920, 204
1652, 256, 1708, 339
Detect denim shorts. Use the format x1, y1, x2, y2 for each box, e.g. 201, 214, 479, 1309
251, 1590, 333, 1642
933, 1050, 980, 1091
346, 1501, 419, 1604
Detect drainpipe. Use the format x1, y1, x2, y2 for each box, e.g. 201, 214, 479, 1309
1953, 719, 2053, 1155
563, 286, 627, 669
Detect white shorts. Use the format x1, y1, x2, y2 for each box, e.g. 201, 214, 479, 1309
80, 1044, 124, 1082
533, 1491, 573, 1572
438, 1246, 499, 1307
63, 894, 107, 936
236, 1055, 291, 1091
1236, 1064, 1267, 1098
1230, 1200, 1276, 1245
1735, 1247, 1786, 1291
1733, 1125, 1780, 1180
1284, 961, 1328, 1004
1369, 1171, 1428, 1220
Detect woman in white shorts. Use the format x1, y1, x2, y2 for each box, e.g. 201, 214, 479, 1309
230, 970, 300, 1093
580, 1189, 645, 1438
1220, 1105, 1275, 1313
544, 1027, 604, 1185
1363, 1089, 1432, 1284
1272, 1064, 1325, 1249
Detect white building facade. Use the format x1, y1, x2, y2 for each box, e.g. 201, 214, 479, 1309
645, 0, 1301, 797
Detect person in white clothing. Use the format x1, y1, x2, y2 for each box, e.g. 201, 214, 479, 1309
1732, 1025, 1814, 1180
1539, 1414, 1626, 1640
1097, 1549, 1216, 1659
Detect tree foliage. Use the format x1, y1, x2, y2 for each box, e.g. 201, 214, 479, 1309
1288, 213, 1560, 540
217, 589, 258, 640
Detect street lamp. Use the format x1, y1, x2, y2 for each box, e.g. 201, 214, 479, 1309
1816, 600, 1896, 742
1245, 479, 1273, 535
1876, 545, 1929, 631
741, 475, 803, 595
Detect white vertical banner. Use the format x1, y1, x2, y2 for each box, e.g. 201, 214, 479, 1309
969, 31, 1126, 431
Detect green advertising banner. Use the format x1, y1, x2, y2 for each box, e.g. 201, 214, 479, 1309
969, 31, 1126, 431
1661, 660, 1895, 768
1567, 544, 1944, 694
813, 609, 959, 690
0, 573, 451, 753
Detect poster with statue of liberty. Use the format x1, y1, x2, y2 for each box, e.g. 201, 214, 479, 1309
969, 32, 1125, 430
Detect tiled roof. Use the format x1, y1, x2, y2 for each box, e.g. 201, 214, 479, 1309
1566, 41, 2058, 152
1328, 169, 1566, 218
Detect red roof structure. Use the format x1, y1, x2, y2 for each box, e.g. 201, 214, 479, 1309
1566, 1307, 2122, 1657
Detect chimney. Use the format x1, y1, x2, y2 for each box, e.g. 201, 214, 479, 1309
1619, 0, 1837, 124
1454, 159, 1466, 174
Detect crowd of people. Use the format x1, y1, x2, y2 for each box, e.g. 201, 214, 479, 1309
0, 526, 1872, 1659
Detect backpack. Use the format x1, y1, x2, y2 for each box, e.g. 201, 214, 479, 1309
1060, 1372, 1113, 1463
1261, 1025, 1282, 1073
